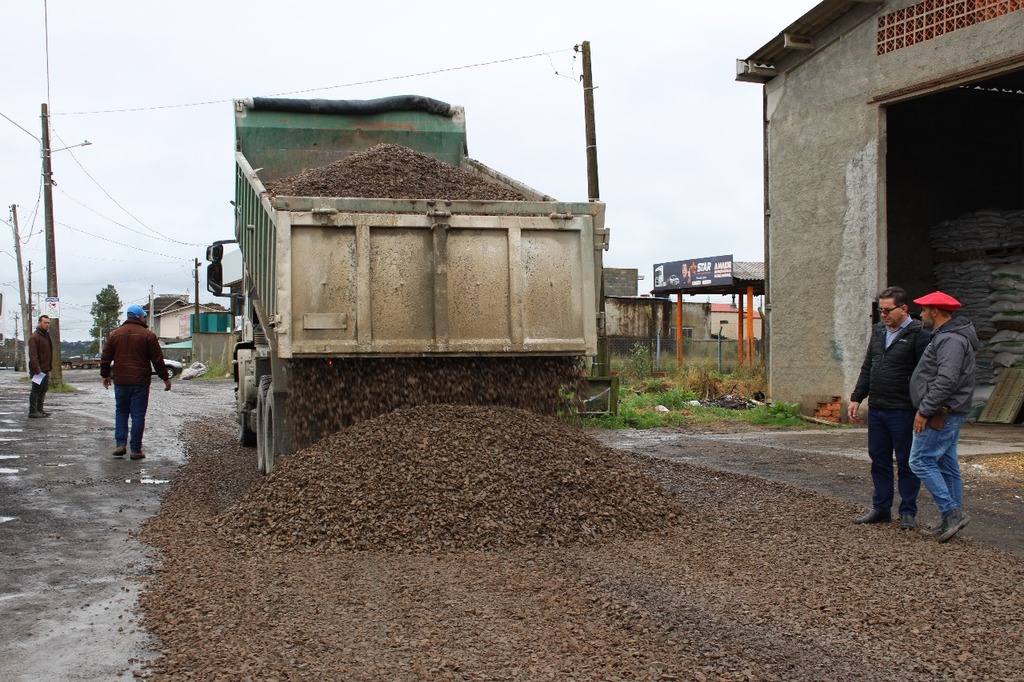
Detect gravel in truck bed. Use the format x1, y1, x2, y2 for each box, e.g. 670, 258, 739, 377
137, 413, 1024, 681
263, 143, 529, 201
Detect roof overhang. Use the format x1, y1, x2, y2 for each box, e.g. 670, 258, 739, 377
736, 0, 884, 83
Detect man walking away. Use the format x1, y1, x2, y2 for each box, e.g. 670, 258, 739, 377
100, 305, 172, 460
908, 291, 978, 543
28, 315, 53, 418
849, 287, 931, 529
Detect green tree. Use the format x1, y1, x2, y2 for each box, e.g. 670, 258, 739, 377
90, 285, 123, 347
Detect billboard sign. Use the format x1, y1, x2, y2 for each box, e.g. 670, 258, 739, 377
653, 255, 733, 291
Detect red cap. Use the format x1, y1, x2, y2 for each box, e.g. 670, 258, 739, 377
913, 291, 961, 311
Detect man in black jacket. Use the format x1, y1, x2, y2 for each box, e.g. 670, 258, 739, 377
848, 286, 931, 529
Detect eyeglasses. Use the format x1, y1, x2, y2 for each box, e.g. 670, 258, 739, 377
878, 306, 903, 315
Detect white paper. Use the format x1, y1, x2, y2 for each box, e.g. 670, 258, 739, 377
31, 373, 45, 385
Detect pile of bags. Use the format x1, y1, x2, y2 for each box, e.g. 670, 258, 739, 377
929, 209, 1024, 384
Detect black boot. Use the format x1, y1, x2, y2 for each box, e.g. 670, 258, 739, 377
854, 509, 891, 524
937, 507, 969, 543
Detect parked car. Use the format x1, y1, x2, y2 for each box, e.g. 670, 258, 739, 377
163, 359, 183, 379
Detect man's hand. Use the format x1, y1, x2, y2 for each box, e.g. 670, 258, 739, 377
913, 412, 927, 434
847, 401, 861, 422
102, 378, 112, 390
164, 378, 172, 392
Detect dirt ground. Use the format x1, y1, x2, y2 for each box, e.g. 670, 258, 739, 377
2, 372, 1023, 680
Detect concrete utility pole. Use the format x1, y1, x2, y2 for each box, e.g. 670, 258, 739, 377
40, 102, 63, 385
193, 258, 201, 336
9, 205, 31, 375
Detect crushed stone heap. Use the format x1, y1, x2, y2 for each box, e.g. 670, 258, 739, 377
263, 142, 529, 201
222, 404, 682, 552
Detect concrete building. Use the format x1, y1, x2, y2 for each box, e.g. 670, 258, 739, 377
738, 0, 1024, 409
711, 303, 763, 340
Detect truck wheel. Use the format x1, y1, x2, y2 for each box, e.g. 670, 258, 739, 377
255, 376, 272, 473
238, 410, 257, 448
261, 387, 277, 474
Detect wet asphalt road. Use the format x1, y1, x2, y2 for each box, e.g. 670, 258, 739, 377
0, 369, 234, 681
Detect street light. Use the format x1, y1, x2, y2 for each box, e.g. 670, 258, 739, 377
40, 102, 91, 386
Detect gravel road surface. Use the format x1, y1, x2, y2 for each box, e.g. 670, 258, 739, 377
2, 371, 1023, 680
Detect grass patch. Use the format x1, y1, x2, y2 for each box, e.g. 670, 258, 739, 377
584, 366, 823, 431
194, 361, 233, 380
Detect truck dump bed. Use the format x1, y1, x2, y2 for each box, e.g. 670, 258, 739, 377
233, 97, 605, 359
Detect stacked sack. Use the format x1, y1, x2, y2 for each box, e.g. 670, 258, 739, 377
929, 209, 1024, 385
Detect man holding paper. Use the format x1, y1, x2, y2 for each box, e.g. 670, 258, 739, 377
28, 315, 53, 418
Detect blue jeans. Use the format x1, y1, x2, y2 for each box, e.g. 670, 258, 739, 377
867, 408, 920, 516
909, 412, 966, 515
114, 384, 151, 453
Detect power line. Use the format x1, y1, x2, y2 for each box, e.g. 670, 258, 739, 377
54, 133, 203, 246
57, 220, 192, 260
56, 186, 204, 247
54, 48, 574, 116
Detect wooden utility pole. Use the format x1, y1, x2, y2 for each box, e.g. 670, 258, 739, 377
9, 205, 31, 374
41, 103, 63, 385
579, 41, 608, 377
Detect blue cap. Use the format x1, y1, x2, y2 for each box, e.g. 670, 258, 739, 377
126, 304, 147, 319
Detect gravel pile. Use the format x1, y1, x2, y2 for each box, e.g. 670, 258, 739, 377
137, 417, 1024, 681
224, 404, 681, 552
288, 356, 586, 450
263, 143, 528, 201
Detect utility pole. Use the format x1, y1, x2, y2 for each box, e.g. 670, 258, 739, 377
12, 312, 20, 372
9, 205, 31, 375
41, 102, 63, 385
578, 41, 608, 378
149, 285, 155, 320
193, 258, 201, 337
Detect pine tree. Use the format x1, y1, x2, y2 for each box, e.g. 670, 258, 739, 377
90, 285, 123, 348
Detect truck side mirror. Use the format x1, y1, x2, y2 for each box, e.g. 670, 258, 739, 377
207, 262, 224, 296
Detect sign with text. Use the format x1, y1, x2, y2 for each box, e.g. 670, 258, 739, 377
652, 255, 733, 291
45, 296, 60, 319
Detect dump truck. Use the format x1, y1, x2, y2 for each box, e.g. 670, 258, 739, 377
207, 95, 608, 473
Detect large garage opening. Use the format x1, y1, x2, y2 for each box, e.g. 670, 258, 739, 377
886, 69, 1024, 388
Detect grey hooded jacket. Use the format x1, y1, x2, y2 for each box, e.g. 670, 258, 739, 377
909, 315, 979, 416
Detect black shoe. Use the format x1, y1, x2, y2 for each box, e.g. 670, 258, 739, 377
938, 508, 969, 543
39, 411, 51, 417
112, 445, 126, 458
854, 509, 891, 524
900, 514, 917, 530
28, 412, 43, 419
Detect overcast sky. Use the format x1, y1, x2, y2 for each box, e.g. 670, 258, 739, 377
1, 0, 814, 342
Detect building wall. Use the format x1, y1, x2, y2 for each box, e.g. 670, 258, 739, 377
712, 311, 762, 340
605, 297, 712, 341
604, 268, 639, 297
761, 1, 1024, 408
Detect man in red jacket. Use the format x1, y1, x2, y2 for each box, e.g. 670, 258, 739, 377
100, 305, 172, 460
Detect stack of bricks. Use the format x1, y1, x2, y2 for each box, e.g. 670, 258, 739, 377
813, 396, 843, 423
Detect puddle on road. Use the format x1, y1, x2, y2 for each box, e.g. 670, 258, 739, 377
0, 455, 20, 460
41, 463, 73, 467
0, 516, 16, 524
0, 467, 20, 474
125, 478, 170, 485
0, 428, 24, 432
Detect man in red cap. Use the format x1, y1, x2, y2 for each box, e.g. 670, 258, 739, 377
908, 290, 978, 542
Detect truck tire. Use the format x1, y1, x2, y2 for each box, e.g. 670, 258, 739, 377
261, 386, 277, 474
256, 376, 272, 473
238, 410, 257, 448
